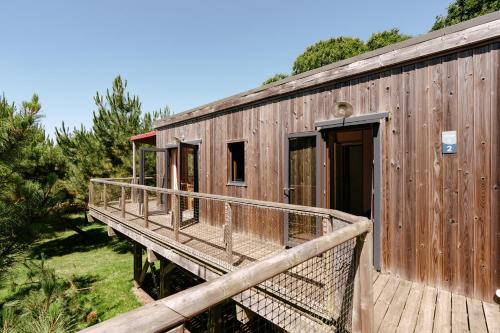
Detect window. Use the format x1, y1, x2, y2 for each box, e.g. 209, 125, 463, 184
228, 141, 245, 184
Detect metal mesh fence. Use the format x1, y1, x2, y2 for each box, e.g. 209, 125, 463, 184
90, 181, 351, 269
182, 238, 357, 333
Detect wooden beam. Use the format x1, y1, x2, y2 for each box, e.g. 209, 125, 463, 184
138, 260, 150, 286
173, 194, 179, 241
133, 242, 143, 284
352, 227, 374, 333
143, 189, 149, 228
147, 248, 158, 263
121, 186, 126, 219
207, 302, 224, 333
107, 226, 116, 237
224, 202, 233, 263
160, 259, 176, 299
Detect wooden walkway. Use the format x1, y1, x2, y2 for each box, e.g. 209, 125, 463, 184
103, 200, 283, 267
373, 272, 500, 332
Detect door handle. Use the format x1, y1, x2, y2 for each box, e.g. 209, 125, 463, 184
284, 187, 295, 197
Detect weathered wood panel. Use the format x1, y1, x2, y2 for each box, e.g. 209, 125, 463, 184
157, 42, 499, 301
491, 43, 500, 299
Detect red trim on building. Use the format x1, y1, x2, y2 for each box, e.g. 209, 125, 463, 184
130, 130, 156, 145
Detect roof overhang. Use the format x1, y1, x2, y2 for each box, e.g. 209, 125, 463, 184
130, 131, 156, 145
154, 11, 500, 129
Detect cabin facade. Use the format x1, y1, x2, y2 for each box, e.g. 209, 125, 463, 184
153, 12, 500, 302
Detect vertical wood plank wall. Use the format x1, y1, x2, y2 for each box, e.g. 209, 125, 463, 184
156, 42, 499, 301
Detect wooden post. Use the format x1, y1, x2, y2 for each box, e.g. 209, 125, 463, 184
160, 259, 176, 298
224, 202, 233, 264
131, 141, 137, 203
325, 216, 334, 234
102, 184, 107, 210
207, 303, 224, 333
133, 242, 143, 285
121, 186, 126, 219
352, 225, 374, 333
173, 194, 179, 241
89, 182, 95, 205
143, 189, 149, 228
138, 260, 150, 286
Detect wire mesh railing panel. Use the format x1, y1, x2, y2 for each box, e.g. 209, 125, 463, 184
183, 238, 357, 333
89, 179, 353, 269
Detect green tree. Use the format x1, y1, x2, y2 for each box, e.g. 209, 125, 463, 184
262, 73, 289, 85
432, 0, 500, 30
56, 76, 169, 207
292, 37, 366, 75
2, 259, 94, 333
0, 95, 66, 280
366, 28, 412, 51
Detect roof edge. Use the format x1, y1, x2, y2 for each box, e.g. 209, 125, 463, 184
156, 10, 500, 129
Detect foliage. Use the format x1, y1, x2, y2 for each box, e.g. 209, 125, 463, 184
0, 95, 67, 281
0, 218, 140, 331
432, 0, 500, 30
292, 37, 366, 75
56, 75, 170, 206
262, 73, 289, 85
366, 28, 412, 51
1, 259, 85, 333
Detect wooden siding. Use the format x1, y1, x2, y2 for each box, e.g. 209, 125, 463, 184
157, 42, 500, 301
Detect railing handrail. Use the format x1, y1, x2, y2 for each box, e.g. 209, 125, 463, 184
79, 217, 371, 333
89, 177, 358, 223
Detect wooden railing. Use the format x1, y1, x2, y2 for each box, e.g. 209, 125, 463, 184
80, 217, 373, 333
88, 178, 359, 267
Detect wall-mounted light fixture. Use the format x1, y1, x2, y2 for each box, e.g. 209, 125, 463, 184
334, 101, 353, 119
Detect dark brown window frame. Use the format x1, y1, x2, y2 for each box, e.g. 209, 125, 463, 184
227, 140, 246, 186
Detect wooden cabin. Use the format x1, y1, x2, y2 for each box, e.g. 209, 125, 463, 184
153, 12, 500, 302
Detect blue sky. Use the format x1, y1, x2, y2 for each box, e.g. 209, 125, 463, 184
1, 0, 450, 137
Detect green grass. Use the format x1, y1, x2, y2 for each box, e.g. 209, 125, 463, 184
0, 214, 141, 330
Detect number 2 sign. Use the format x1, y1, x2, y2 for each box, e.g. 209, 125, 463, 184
442, 131, 457, 154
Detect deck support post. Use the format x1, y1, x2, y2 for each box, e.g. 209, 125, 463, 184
133, 242, 143, 285
352, 223, 373, 333
121, 186, 126, 219
159, 259, 176, 298
107, 226, 116, 237
173, 194, 180, 241
207, 302, 224, 333
102, 184, 107, 210
224, 202, 233, 264
138, 260, 150, 286
143, 189, 149, 228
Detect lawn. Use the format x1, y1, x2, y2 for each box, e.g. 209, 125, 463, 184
0, 214, 141, 330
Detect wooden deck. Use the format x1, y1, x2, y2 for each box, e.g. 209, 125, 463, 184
102, 200, 283, 267
373, 272, 500, 332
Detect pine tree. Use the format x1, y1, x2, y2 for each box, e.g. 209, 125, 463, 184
56, 75, 170, 206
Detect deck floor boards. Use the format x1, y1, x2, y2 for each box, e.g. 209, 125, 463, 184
105, 201, 283, 267
375, 273, 500, 333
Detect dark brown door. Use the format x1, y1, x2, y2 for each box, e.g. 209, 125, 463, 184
285, 135, 318, 245
178, 143, 199, 225
328, 127, 373, 217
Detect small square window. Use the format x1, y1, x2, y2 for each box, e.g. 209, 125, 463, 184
228, 141, 245, 183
